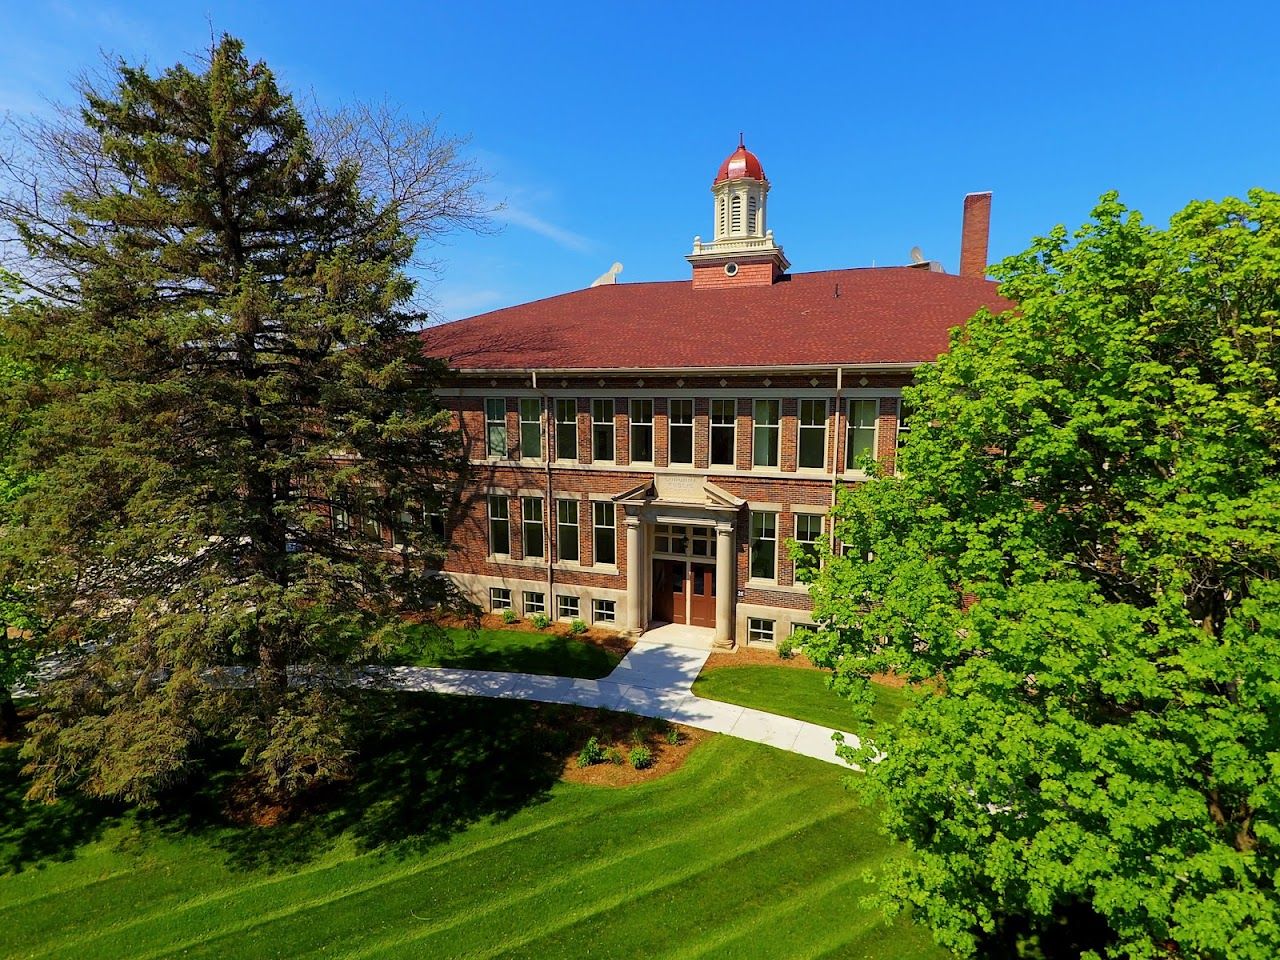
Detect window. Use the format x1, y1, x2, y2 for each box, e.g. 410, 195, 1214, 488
793, 513, 824, 571
593, 501, 616, 565
798, 399, 827, 469
897, 399, 911, 451
360, 512, 383, 542
690, 526, 716, 558
753, 399, 780, 467
630, 399, 653, 463
331, 501, 351, 535
555, 398, 578, 461
593, 598, 616, 624
488, 495, 510, 556
522, 496, 544, 559
846, 399, 878, 470
485, 398, 507, 458
489, 587, 512, 612
791, 622, 815, 638
519, 398, 541, 459
391, 505, 444, 549
556, 595, 580, 620
747, 194, 758, 234
710, 400, 736, 466
591, 399, 615, 462
669, 399, 694, 465
731, 194, 742, 233
749, 510, 777, 580
748, 618, 775, 644
523, 591, 545, 616
556, 498, 579, 563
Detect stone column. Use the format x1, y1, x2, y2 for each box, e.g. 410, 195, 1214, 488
713, 522, 735, 649
625, 515, 643, 635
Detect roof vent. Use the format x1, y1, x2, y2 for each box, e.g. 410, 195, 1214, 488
590, 262, 624, 287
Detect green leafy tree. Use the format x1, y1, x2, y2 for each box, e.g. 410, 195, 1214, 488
0, 36, 486, 802
800, 192, 1280, 959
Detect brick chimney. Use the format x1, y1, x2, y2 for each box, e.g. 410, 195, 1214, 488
959, 191, 992, 278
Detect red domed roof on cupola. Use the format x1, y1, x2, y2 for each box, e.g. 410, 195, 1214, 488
714, 136, 766, 185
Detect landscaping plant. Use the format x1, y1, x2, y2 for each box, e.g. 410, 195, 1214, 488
628, 745, 653, 771
802, 192, 1280, 959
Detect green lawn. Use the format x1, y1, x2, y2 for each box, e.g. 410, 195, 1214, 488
692, 664, 910, 730
396, 625, 622, 678
0, 693, 947, 960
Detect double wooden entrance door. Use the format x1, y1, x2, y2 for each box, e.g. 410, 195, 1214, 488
652, 559, 715, 628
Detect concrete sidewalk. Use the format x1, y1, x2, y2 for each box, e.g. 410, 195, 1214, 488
356, 640, 863, 768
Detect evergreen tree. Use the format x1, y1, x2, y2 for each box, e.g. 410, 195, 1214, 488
801, 192, 1280, 959
0, 36, 485, 802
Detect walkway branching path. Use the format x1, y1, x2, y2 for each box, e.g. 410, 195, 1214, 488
354, 641, 863, 768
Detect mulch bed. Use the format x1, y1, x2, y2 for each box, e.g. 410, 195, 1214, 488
553, 707, 709, 787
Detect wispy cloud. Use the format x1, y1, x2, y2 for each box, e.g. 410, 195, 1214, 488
495, 203, 594, 254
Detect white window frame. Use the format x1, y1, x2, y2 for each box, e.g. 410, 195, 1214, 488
556, 498, 579, 563
489, 587, 512, 611
846, 398, 879, 472
709, 398, 736, 467
592, 598, 616, 624
488, 495, 510, 557
797, 398, 828, 471
556, 594, 580, 620
522, 591, 546, 616
521, 496, 544, 559
485, 398, 507, 458
591, 398, 615, 463
630, 398, 654, 464
668, 398, 694, 465
555, 398, 578, 462
518, 397, 542, 460
793, 513, 824, 573
752, 399, 780, 468
749, 510, 777, 581
748, 618, 775, 644
593, 501, 616, 566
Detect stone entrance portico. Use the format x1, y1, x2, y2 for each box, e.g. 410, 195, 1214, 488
616, 475, 743, 648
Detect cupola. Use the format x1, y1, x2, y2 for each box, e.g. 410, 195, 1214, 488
688, 136, 788, 288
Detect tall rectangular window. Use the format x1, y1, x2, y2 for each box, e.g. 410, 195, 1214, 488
793, 513, 824, 571
897, 400, 911, 451
488, 495, 509, 556
593, 501, 616, 565
331, 500, 351, 535
669, 399, 694, 465
521, 496, 544, 559
710, 399, 735, 466
556, 498, 579, 563
752, 399, 780, 468
846, 399, 878, 470
591, 399, 615, 462
555, 398, 578, 461
519, 398, 541, 459
798, 399, 827, 469
749, 510, 777, 580
630, 399, 654, 463
485, 398, 507, 458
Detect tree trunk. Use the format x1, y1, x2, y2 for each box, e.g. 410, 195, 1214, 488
0, 687, 18, 740
258, 640, 288, 711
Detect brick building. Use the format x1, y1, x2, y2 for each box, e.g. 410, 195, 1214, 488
422, 141, 1010, 648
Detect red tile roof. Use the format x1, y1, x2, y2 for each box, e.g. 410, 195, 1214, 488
423, 267, 1013, 372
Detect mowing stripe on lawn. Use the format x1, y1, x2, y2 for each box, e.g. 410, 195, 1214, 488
368, 804, 854, 960
160, 774, 820, 960
91, 747, 761, 960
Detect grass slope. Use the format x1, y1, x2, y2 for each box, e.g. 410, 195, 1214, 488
692, 665, 909, 730
397, 626, 621, 678
0, 694, 946, 960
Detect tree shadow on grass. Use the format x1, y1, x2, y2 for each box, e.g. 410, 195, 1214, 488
0, 746, 126, 874
155, 692, 571, 873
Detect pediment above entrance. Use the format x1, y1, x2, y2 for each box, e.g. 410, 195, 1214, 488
613, 474, 745, 509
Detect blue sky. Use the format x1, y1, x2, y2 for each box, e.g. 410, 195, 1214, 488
3, 1, 1278, 320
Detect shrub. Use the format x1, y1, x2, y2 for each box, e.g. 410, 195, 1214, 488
604, 746, 624, 765
629, 727, 646, 746
569, 618, 587, 635
629, 745, 654, 770
530, 612, 551, 630
665, 726, 682, 746
777, 633, 798, 660
500, 608, 518, 625
577, 736, 604, 767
